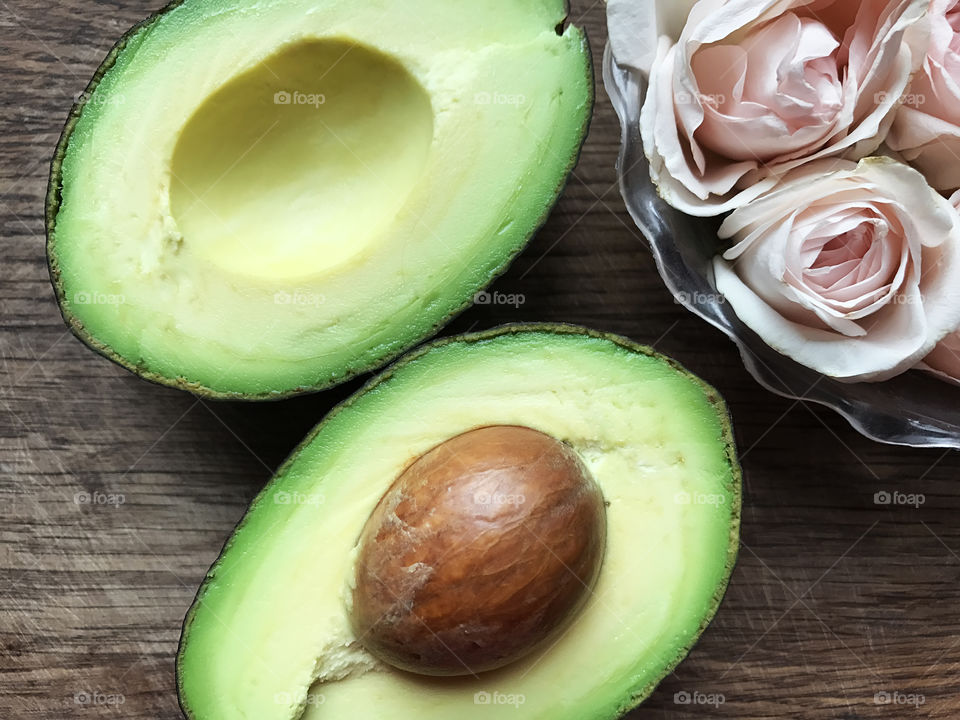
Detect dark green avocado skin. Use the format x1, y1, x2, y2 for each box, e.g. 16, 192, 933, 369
44, 1, 595, 401
175, 322, 741, 720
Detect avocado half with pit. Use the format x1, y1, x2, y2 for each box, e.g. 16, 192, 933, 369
177, 324, 741, 720
46, 0, 593, 399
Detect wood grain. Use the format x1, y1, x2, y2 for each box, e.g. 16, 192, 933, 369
1, 1, 959, 718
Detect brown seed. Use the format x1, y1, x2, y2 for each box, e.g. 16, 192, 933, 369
349, 425, 607, 676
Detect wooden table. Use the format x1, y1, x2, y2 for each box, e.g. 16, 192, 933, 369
2, 1, 958, 718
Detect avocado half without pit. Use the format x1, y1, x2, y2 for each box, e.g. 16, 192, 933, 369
46, 0, 593, 398
177, 325, 742, 720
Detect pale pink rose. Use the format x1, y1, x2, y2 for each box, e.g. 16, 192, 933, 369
921, 189, 960, 381
713, 158, 960, 382
608, 0, 928, 216
887, 0, 960, 190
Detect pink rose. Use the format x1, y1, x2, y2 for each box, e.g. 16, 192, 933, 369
922, 189, 960, 381
713, 158, 960, 382
609, 0, 928, 216
887, 0, 960, 190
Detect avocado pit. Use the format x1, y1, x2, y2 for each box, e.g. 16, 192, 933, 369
348, 425, 607, 676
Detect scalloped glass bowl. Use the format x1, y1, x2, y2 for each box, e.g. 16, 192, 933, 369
603, 45, 960, 449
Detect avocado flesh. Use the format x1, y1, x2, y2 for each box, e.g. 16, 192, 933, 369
47, 0, 592, 398
176, 325, 741, 720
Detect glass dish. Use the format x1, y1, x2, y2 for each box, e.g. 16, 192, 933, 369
603, 43, 960, 450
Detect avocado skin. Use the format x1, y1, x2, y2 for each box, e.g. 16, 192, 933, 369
44, 1, 595, 401
175, 322, 741, 720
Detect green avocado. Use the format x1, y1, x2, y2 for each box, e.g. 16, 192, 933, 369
177, 324, 741, 720
46, 0, 593, 399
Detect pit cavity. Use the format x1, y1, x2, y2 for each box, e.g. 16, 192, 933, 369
170, 38, 434, 280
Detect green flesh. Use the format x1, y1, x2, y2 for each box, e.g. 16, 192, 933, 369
46, 0, 593, 398
177, 324, 741, 720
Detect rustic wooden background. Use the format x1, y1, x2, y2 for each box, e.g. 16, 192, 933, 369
2, 1, 959, 718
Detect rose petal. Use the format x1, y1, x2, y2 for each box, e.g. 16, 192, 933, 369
919, 188, 960, 381
890, 111, 960, 189
922, 330, 960, 382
